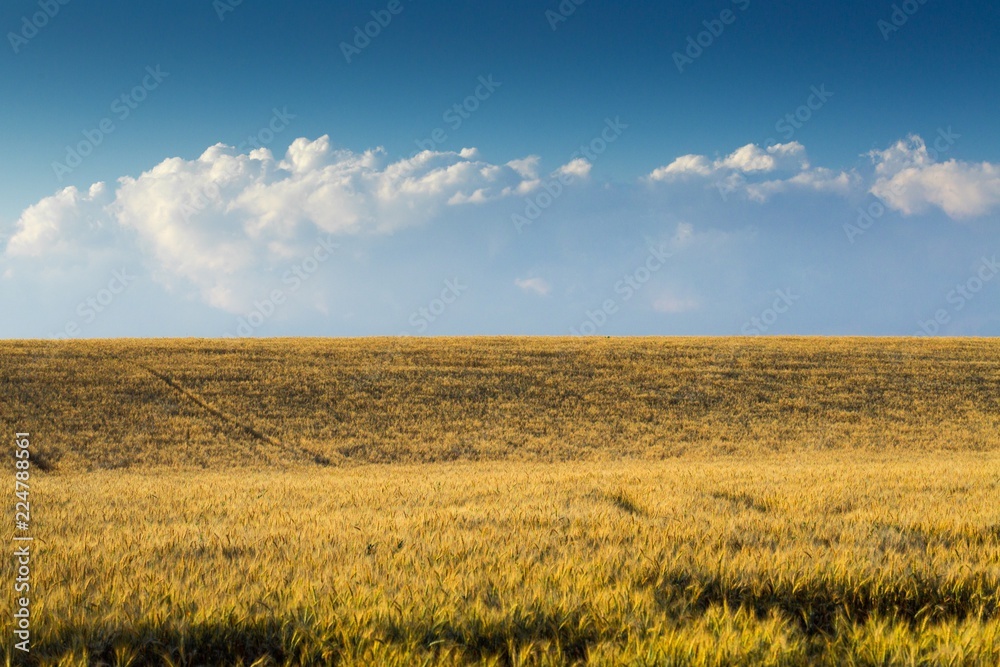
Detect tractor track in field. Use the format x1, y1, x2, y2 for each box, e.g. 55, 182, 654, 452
139, 364, 332, 466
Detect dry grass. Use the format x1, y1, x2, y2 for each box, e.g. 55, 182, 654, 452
1, 337, 998, 664
2, 337, 999, 471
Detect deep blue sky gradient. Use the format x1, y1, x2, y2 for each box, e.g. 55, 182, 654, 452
1, 1, 999, 337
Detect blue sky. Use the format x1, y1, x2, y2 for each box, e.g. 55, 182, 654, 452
2, 0, 999, 337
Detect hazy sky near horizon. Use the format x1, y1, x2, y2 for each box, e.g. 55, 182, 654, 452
2, 0, 999, 337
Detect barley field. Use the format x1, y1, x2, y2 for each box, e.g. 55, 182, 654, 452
2, 337, 999, 665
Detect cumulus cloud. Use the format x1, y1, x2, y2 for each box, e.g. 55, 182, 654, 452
868, 135, 1000, 219
554, 158, 593, 180
648, 142, 809, 182
868, 135, 935, 177
745, 168, 859, 202
5, 137, 542, 311
13, 132, 993, 329
647, 154, 714, 181
719, 142, 808, 173
645, 141, 851, 202
506, 156, 540, 179
6, 182, 114, 257
514, 277, 551, 296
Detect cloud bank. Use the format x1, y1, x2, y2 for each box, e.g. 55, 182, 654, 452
646, 141, 858, 202
868, 135, 1000, 219
6, 136, 567, 311
5, 133, 999, 328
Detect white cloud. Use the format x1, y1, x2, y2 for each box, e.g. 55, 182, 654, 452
719, 142, 808, 173
647, 154, 714, 181
554, 158, 593, 180
868, 135, 1000, 219
745, 167, 859, 202
5, 137, 541, 312
648, 142, 809, 183
506, 156, 540, 179
13, 132, 994, 331
6, 182, 114, 257
868, 135, 935, 177
514, 277, 551, 296
645, 135, 1000, 214
645, 141, 849, 202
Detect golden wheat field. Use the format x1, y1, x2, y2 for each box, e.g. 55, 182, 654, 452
2, 337, 1000, 665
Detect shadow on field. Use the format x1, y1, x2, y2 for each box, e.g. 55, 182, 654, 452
34, 608, 603, 665
31, 569, 1000, 665
646, 565, 999, 636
